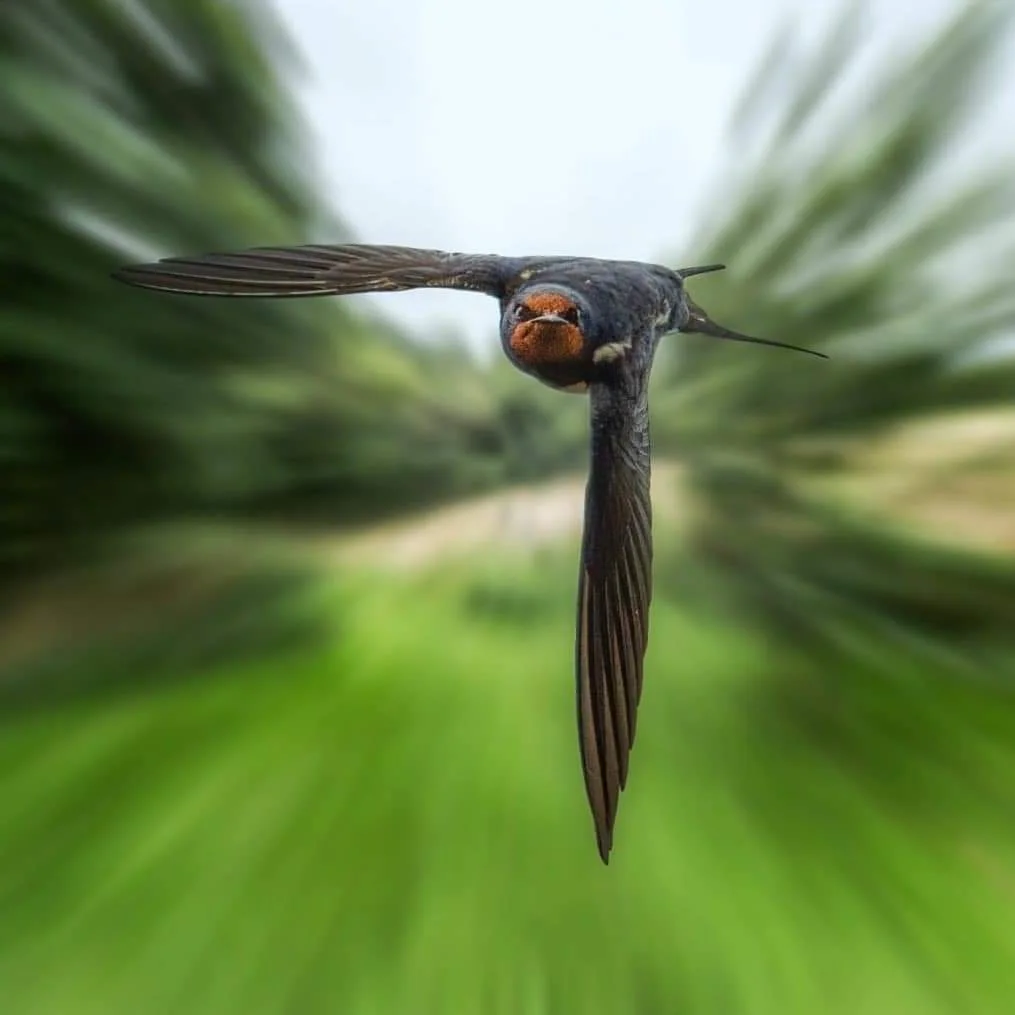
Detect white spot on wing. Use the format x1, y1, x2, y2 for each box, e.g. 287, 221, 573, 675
593, 342, 629, 364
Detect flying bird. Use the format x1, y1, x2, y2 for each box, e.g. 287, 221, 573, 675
112, 243, 826, 863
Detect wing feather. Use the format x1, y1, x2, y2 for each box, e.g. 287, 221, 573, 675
112, 243, 511, 298
577, 382, 653, 863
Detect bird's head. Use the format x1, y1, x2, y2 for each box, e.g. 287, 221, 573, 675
505, 289, 586, 365
501, 287, 598, 391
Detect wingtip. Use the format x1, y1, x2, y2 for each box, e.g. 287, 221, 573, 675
686, 310, 829, 360
112, 263, 161, 285
110, 264, 164, 293
111, 265, 150, 290
596, 830, 613, 865
678, 263, 727, 279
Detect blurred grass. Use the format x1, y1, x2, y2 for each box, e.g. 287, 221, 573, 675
1, 557, 1015, 1013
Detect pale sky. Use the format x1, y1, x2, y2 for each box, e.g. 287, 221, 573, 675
274, 0, 1001, 342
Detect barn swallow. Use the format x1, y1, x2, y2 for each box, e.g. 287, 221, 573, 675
113, 244, 825, 863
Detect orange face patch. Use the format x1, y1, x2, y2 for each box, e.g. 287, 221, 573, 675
522, 292, 579, 318
508, 292, 585, 366
509, 319, 584, 366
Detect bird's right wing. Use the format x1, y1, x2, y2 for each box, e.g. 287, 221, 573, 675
683, 298, 828, 358
576, 382, 653, 863
112, 244, 513, 299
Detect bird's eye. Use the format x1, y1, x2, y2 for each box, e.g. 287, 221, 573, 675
513, 300, 580, 324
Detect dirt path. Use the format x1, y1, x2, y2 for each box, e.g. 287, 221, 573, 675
330, 462, 684, 570
0, 465, 684, 672
4, 432, 1009, 672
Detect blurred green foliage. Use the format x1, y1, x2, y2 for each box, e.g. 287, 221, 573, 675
0, 0, 584, 595
2, 559, 1015, 1013
655, 0, 1015, 666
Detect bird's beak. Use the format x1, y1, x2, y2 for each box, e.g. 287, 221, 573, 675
532, 313, 570, 326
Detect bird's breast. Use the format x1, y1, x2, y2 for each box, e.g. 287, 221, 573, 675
508, 320, 585, 369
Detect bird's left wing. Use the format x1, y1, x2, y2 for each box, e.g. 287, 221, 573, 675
112, 244, 513, 299
576, 382, 653, 864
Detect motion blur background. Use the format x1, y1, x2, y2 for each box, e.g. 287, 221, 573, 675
2, 0, 1015, 1011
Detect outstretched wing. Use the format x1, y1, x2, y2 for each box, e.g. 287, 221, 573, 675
683, 298, 828, 358
112, 244, 512, 299
576, 382, 653, 864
